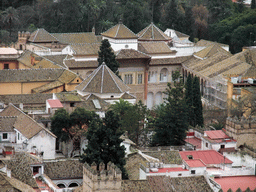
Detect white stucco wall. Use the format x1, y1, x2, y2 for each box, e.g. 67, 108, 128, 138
102, 37, 138, 51
27, 130, 56, 159
201, 137, 236, 151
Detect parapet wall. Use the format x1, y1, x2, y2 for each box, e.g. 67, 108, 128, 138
83, 162, 122, 192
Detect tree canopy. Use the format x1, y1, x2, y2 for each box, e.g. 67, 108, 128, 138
80, 110, 128, 179
151, 71, 188, 146
98, 39, 119, 75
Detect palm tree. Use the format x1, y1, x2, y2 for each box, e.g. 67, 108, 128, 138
1, 7, 19, 39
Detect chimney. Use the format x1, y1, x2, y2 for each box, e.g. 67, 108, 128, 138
92, 26, 95, 34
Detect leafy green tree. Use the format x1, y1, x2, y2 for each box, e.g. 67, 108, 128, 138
192, 4, 209, 39
51, 108, 71, 142
1, 6, 19, 39
245, 187, 251, 192
98, 39, 120, 75
184, 6, 195, 40
80, 110, 128, 179
192, 76, 204, 127
163, 0, 178, 29
185, 74, 194, 126
151, 71, 188, 146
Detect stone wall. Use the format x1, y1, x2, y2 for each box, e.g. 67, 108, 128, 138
225, 116, 256, 149
83, 162, 122, 192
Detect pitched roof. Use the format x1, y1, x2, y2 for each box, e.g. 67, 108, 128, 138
52, 32, 99, 44
179, 150, 233, 165
194, 44, 231, 59
195, 39, 228, 47
76, 63, 130, 94
116, 49, 151, 59
0, 171, 35, 192
75, 94, 110, 111
147, 176, 212, 192
138, 42, 175, 55
101, 22, 137, 39
44, 54, 71, 67
47, 99, 63, 108
0, 104, 56, 139
121, 180, 152, 192
175, 30, 189, 38
205, 130, 230, 140
68, 43, 100, 55
2, 152, 42, 188
184, 159, 206, 167
149, 56, 191, 65
44, 159, 83, 179
137, 23, 171, 41
29, 28, 58, 43
0, 68, 66, 83
64, 59, 98, 69
0, 116, 17, 132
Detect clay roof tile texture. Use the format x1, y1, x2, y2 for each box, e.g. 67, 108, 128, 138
29, 28, 58, 43
101, 23, 137, 39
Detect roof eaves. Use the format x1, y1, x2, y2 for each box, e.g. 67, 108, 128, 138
101, 65, 105, 93
81, 65, 102, 91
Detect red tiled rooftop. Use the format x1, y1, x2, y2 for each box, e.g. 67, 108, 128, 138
185, 159, 206, 168
179, 150, 233, 165
149, 167, 188, 173
47, 99, 63, 108
205, 130, 229, 140
214, 176, 256, 192
185, 137, 202, 149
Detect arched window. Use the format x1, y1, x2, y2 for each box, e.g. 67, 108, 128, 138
160, 68, 168, 82
147, 92, 154, 109
69, 183, 79, 187
57, 183, 66, 188
155, 92, 162, 106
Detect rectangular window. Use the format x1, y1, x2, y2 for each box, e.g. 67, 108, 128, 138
138, 74, 143, 84
221, 145, 225, 149
18, 133, 20, 140
187, 155, 193, 160
70, 103, 75, 107
4, 64, 9, 69
206, 142, 208, 148
148, 72, 151, 82
3, 133, 8, 139
124, 74, 133, 84
191, 170, 196, 174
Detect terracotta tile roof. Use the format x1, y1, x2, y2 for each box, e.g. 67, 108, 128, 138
0, 116, 17, 132
121, 92, 136, 99
194, 44, 231, 59
68, 43, 101, 55
101, 22, 138, 39
44, 159, 83, 179
55, 92, 83, 102
125, 153, 148, 180
184, 159, 206, 167
29, 28, 58, 43
243, 65, 256, 78
205, 130, 230, 140
137, 23, 171, 41
32, 80, 63, 93
0, 68, 66, 83
75, 94, 110, 111
138, 42, 175, 54
116, 49, 151, 59
185, 137, 202, 149
18, 50, 39, 68
47, 99, 63, 108
149, 56, 191, 65
33, 58, 63, 69
179, 150, 233, 165
149, 167, 188, 173
76, 63, 130, 94
121, 180, 152, 192
2, 152, 42, 188
195, 39, 228, 47
143, 151, 182, 164
0, 171, 35, 192
52, 32, 99, 44
64, 59, 98, 69
44, 54, 71, 67
214, 176, 256, 192
0, 104, 56, 139
147, 176, 213, 192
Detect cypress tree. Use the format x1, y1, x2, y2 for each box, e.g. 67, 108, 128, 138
80, 110, 128, 179
192, 76, 204, 127
98, 39, 119, 75
252, 0, 256, 9
185, 73, 194, 126
151, 71, 188, 146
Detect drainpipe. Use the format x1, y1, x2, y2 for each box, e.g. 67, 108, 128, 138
144, 58, 151, 105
